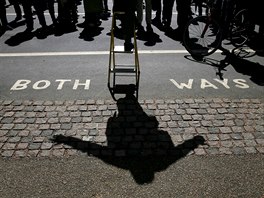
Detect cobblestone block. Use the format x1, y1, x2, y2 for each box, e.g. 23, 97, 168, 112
256, 147, 264, 153
219, 147, 232, 154
1, 150, 14, 157
1, 124, 14, 130
14, 150, 27, 158
28, 143, 41, 150
41, 142, 53, 150
16, 143, 28, 150
244, 147, 257, 154
0, 130, 8, 136
38, 150, 52, 157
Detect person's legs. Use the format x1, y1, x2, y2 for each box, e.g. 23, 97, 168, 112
113, 0, 136, 51
124, 0, 136, 50
176, 0, 191, 33
47, 0, 57, 24
11, 0, 22, 20
33, 0, 47, 28
152, 0, 162, 27
145, 0, 153, 32
0, 0, 8, 27
103, 0, 109, 12
136, 0, 143, 31
162, 0, 174, 29
20, 0, 34, 31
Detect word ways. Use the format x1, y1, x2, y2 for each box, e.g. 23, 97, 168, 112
170, 79, 249, 89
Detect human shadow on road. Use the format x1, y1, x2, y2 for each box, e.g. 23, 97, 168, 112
4, 30, 35, 46
184, 46, 264, 86
224, 50, 264, 86
78, 26, 104, 41
5, 25, 57, 46
5, 24, 77, 46
136, 31, 162, 47
51, 93, 206, 184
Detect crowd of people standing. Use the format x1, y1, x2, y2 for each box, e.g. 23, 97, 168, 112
1, 0, 87, 33
0, 0, 193, 39
1, 0, 263, 46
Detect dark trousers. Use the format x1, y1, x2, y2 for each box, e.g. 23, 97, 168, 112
0, 0, 8, 26
113, 0, 136, 42
153, 0, 162, 19
20, 0, 33, 29
176, 0, 191, 31
162, 0, 175, 25
34, 0, 46, 27
9, 0, 22, 18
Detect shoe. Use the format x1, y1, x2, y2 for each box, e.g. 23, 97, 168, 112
162, 21, 172, 32
146, 24, 153, 33
152, 17, 161, 26
172, 28, 184, 41
136, 24, 145, 36
15, 15, 22, 21
137, 24, 144, 32
124, 42, 134, 52
3, 25, 13, 31
25, 27, 33, 33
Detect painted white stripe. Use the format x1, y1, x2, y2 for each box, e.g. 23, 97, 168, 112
0, 50, 187, 57
6, 12, 179, 16
6, 13, 85, 16
0, 49, 237, 57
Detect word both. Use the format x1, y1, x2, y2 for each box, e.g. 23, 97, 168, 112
170, 79, 250, 89
10, 79, 91, 90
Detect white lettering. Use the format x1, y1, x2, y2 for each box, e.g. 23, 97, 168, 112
56, 79, 71, 90
214, 78, 230, 89
170, 79, 193, 89
73, 79, 90, 90
33, 80, 51, 90
201, 79, 218, 89
10, 80, 31, 90
233, 79, 250, 89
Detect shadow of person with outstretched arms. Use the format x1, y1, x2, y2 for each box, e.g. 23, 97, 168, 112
51, 93, 206, 184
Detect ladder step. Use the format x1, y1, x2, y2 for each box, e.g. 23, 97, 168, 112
114, 46, 134, 53
111, 68, 136, 73
114, 11, 126, 15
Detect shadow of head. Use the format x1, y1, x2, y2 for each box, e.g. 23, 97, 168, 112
5, 31, 34, 46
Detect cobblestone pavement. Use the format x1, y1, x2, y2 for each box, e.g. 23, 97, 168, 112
0, 98, 264, 158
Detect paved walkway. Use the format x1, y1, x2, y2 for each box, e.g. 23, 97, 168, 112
0, 98, 264, 158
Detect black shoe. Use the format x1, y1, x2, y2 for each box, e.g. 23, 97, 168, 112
15, 15, 22, 21
152, 17, 161, 26
124, 42, 134, 52
172, 28, 184, 41
3, 24, 13, 31
137, 24, 144, 32
146, 24, 153, 33
25, 27, 33, 33
136, 25, 145, 36
162, 21, 172, 32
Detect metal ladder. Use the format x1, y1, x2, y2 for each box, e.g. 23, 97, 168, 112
107, 11, 140, 100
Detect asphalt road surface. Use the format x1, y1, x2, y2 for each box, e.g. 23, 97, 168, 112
0, 155, 264, 198
1, 4, 264, 101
